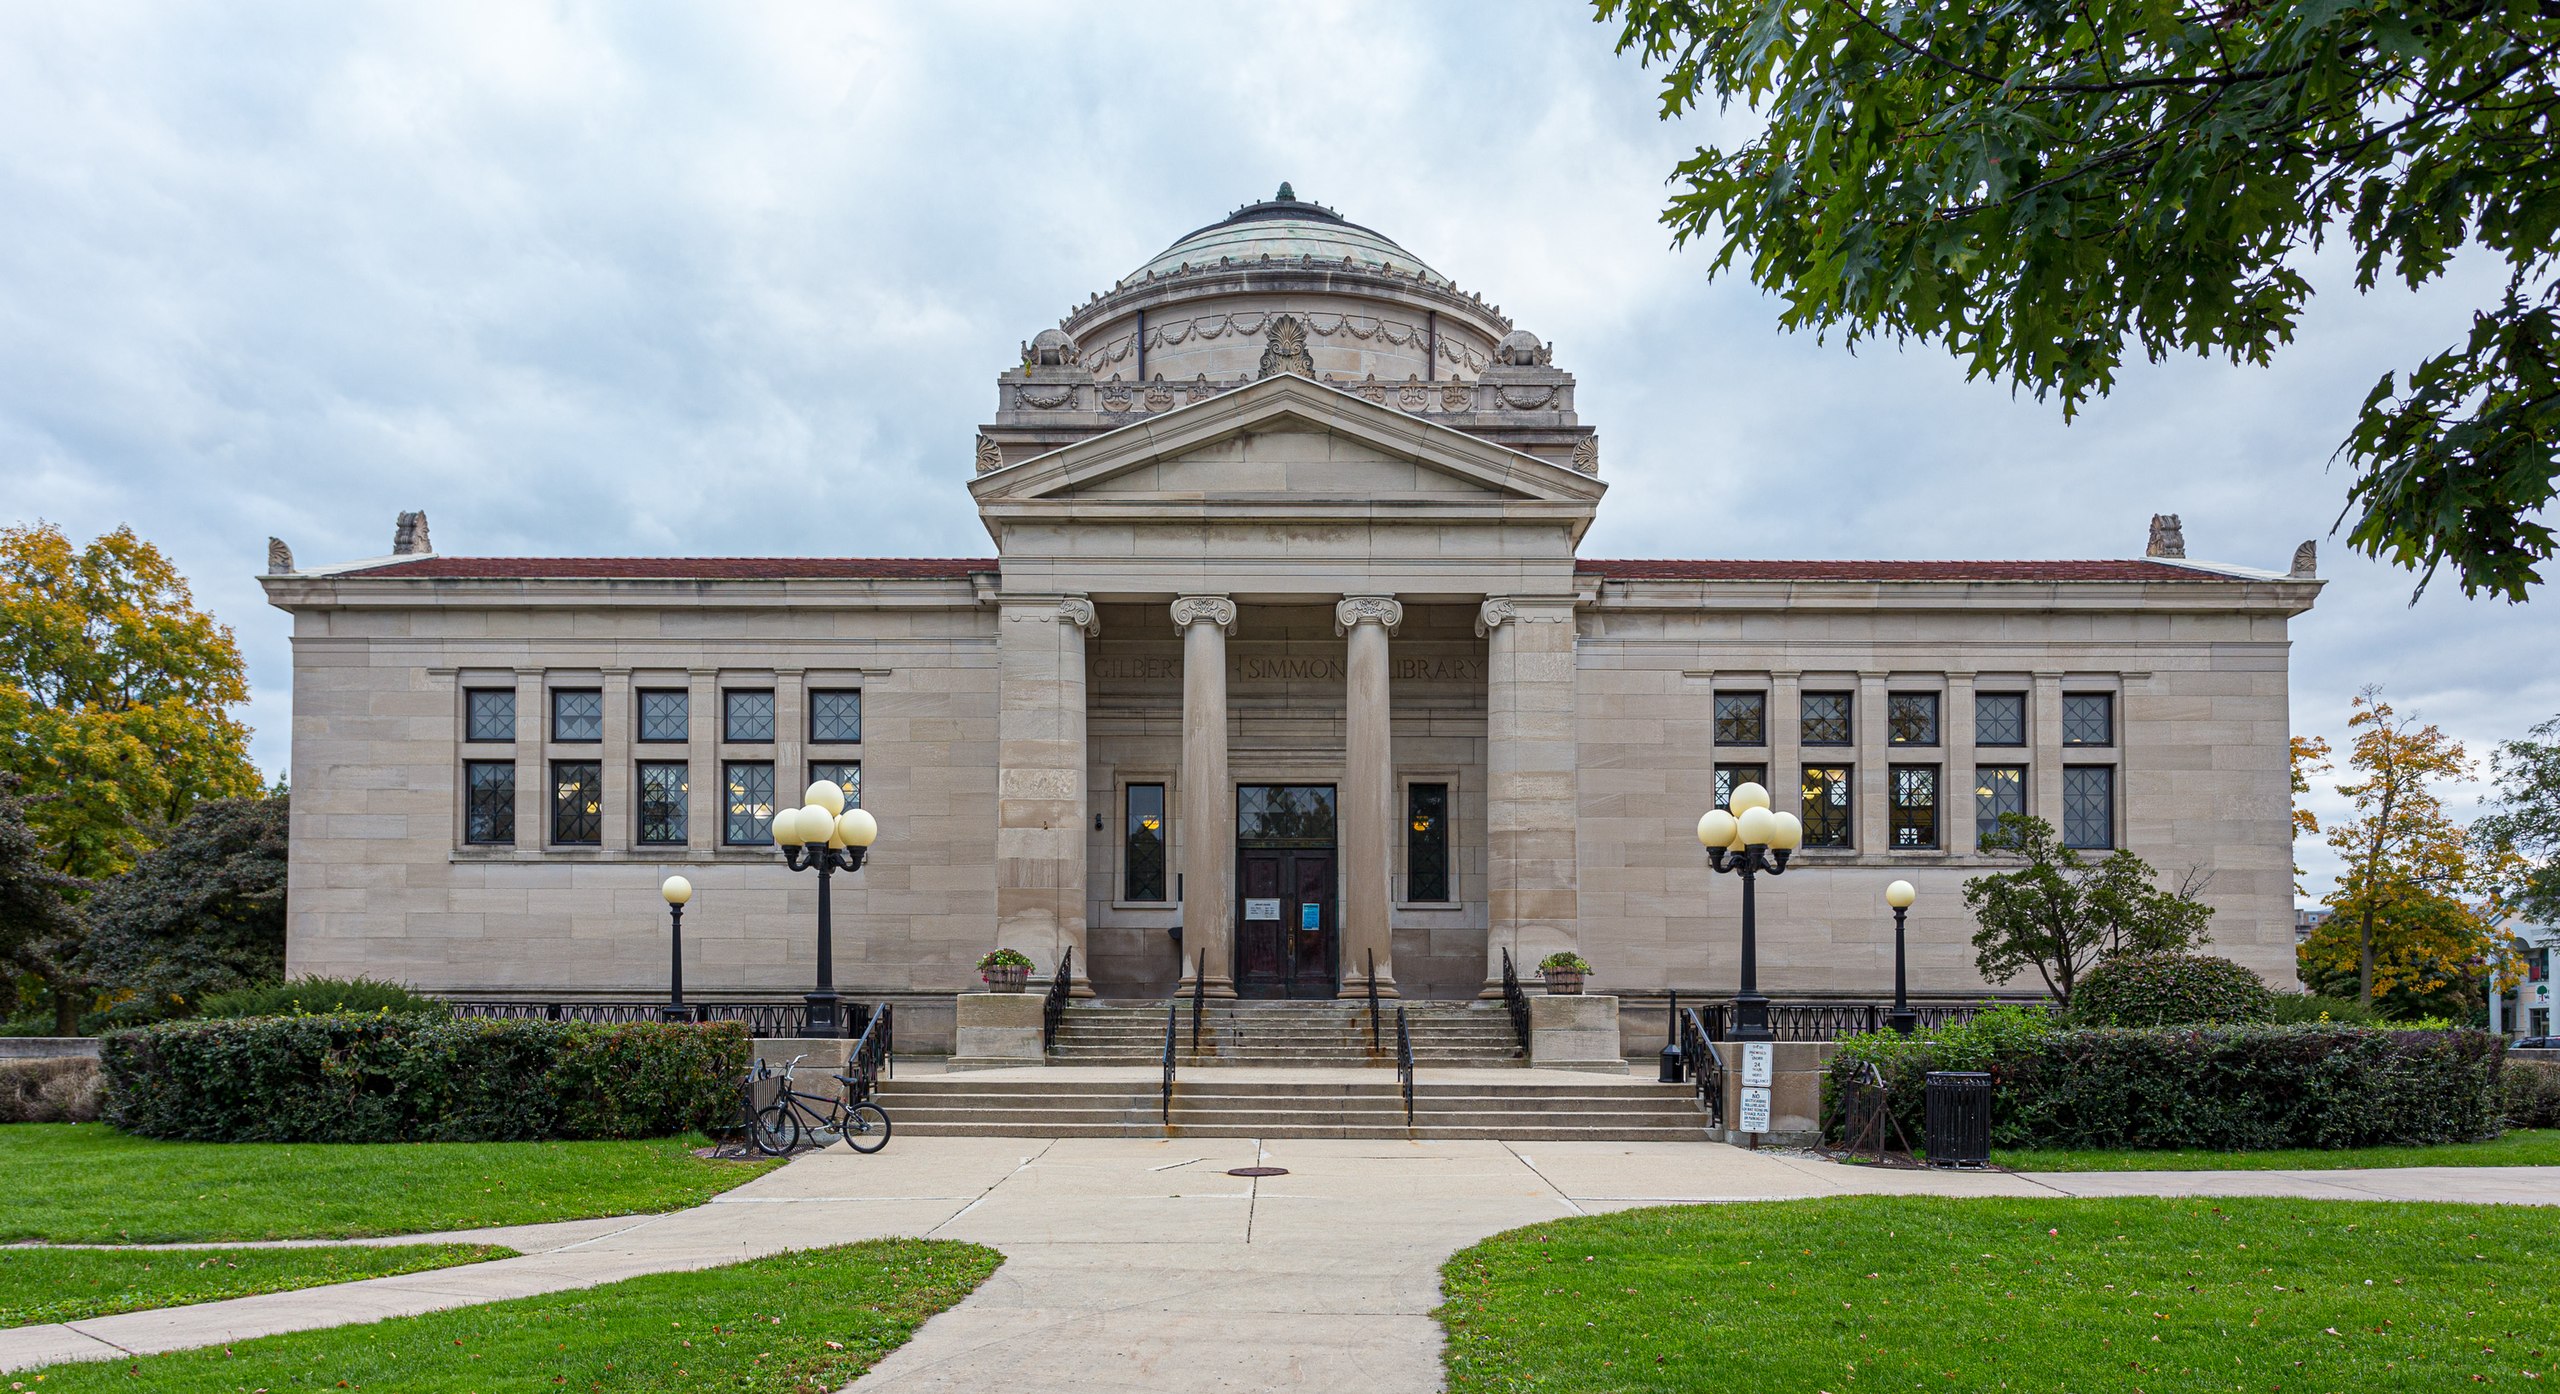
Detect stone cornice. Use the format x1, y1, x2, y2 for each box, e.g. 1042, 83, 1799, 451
258, 573, 989, 613
1581, 575, 2321, 618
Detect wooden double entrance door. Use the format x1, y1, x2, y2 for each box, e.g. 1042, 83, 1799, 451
1234, 784, 1338, 1000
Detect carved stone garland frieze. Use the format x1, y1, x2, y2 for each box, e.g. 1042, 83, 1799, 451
1100, 383, 1134, 412
1334, 595, 1404, 637
1016, 384, 1077, 411
1494, 384, 1558, 411
1169, 595, 1238, 632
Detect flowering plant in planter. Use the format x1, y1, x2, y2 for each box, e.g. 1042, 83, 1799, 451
1538, 952, 1592, 995
976, 948, 1035, 993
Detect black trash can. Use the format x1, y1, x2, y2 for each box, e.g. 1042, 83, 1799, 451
1923, 1071, 1992, 1168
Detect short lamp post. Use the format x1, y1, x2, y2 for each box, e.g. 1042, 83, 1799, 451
769, 780, 881, 1039
1696, 781, 1803, 1043
659, 875, 693, 1023
1885, 879, 1917, 1036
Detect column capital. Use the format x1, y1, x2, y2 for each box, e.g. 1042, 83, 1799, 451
1335, 594, 1403, 637
1475, 598, 1515, 638
1170, 595, 1236, 633
1058, 597, 1100, 637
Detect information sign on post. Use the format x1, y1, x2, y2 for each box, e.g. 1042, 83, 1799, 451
1738, 1086, 1772, 1134
1741, 1041, 1773, 1088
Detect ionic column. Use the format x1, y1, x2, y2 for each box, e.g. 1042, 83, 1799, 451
1337, 595, 1403, 999
1479, 596, 1581, 995
1172, 596, 1238, 998
995, 595, 1097, 995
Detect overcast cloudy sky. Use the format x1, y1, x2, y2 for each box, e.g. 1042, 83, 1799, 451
4, 2, 2551, 901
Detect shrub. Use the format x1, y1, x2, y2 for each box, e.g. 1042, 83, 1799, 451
1539, 952, 1593, 974
2268, 994, 2384, 1026
974, 949, 1032, 971
2506, 1059, 2560, 1130
2, 1057, 101, 1123
2068, 953, 2275, 1028
100, 1014, 747, 1143
1827, 1022, 2505, 1152
198, 976, 450, 1020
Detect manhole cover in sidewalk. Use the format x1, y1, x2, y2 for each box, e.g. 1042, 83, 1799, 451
1227, 1166, 1289, 1177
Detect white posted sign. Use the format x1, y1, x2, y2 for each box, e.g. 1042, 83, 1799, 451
1739, 1086, 1772, 1134
1244, 898, 1281, 921
1741, 1042, 1774, 1087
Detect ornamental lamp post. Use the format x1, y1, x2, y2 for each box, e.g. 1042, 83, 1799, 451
1884, 879, 1918, 1036
770, 779, 880, 1039
659, 875, 693, 1023
1696, 781, 1803, 1043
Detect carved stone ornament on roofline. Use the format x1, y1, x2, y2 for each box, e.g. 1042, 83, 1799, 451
974, 433, 1004, 474
2291, 540, 2318, 578
266, 537, 294, 574
1334, 595, 1403, 637
1258, 314, 1316, 379
1169, 595, 1237, 632
1570, 435, 1599, 476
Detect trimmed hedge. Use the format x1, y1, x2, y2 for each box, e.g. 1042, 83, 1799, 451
101, 1013, 747, 1143
2068, 952, 2274, 1027
2508, 1059, 2560, 1130
1829, 1022, 2506, 1152
198, 976, 451, 1020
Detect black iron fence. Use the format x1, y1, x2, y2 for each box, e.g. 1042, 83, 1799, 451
1681, 999, 2034, 1043
443, 999, 870, 1039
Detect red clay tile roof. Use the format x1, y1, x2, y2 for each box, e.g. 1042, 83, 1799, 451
1577, 558, 2215, 583
342, 557, 998, 580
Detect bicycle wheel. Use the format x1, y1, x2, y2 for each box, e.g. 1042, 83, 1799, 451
752, 1100, 803, 1156
842, 1101, 891, 1154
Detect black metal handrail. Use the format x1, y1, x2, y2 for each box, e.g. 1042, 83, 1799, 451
1394, 1003, 1415, 1130
1498, 948, 1531, 1055
1678, 1006, 1726, 1128
1160, 997, 1178, 1128
840, 1003, 893, 1107
1190, 949, 1206, 1055
1366, 949, 1382, 1055
1042, 946, 1074, 1053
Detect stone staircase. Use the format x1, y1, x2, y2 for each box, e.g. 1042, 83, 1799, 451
1045, 999, 1525, 1068
871, 1073, 1712, 1141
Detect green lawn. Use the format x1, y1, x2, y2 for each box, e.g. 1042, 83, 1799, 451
15, 1239, 1000, 1392
1, 1244, 514, 1329
0, 1124, 777, 1243
1439, 1195, 2559, 1391
1995, 1128, 2560, 1172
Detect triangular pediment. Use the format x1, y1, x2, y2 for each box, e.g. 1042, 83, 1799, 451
969, 373, 1605, 507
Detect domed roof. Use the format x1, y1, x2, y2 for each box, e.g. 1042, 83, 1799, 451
1119, 184, 1448, 289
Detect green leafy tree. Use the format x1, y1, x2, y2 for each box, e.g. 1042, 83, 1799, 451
0, 774, 86, 1023
80, 793, 289, 1024
2476, 713, 2560, 922
1598, 0, 2560, 600
1963, 814, 2216, 1007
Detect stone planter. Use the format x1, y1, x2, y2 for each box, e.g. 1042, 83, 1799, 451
981, 964, 1031, 993
1542, 969, 1585, 995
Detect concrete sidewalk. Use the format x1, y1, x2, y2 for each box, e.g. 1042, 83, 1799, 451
4, 1138, 2555, 1388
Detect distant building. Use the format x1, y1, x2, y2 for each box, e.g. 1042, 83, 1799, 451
2493, 922, 2557, 1038
2293, 908, 2329, 944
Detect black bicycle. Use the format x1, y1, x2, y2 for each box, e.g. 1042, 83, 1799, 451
752, 1054, 891, 1155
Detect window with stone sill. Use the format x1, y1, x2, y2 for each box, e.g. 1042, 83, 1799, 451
464, 761, 514, 845
1976, 692, 2028, 747
550, 761, 602, 846
636, 689, 688, 744
1713, 763, 1767, 811
637, 761, 688, 846
1713, 692, 1766, 746
809, 689, 862, 744
724, 760, 776, 845
810, 761, 861, 809
1888, 693, 1940, 746
2063, 692, 2115, 747
550, 690, 603, 743
724, 690, 776, 744
1800, 765, 1852, 847
465, 689, 515, 743
1125, 783, 1168, 903
2063, 765, 2116, 848
1974, 764, 2027, 847
1889, 764, 1939, 848
1801, 692, 1853, 746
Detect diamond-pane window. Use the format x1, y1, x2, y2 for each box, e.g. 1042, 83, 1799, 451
637, 690, 688, 743
724, 761, 775, 845
1974, 764, 2027, 846
550, 761, 602, 845
809, 690, 862, 743
809, 761, 861, 809
1125, 783, 1167, 902
1713, 763, 1767, 811
1976, 693, 2027, 746
1714, 693, 1766, 746
1888, 693, 1940, 746
466, 690, 515, 742
1801, 692, 1853, 746
637, 761, 688, 845
724, 691, 775, 743
2063, 765, 2116, 848
2062, 693, 2115, 746
1237, 785, 1336, 846
551, 690, 602, 743
1800, 765, 1852, 847
1890, 765, 1939, 848
1406, 783, 1451, 903
464, 761, 514, 844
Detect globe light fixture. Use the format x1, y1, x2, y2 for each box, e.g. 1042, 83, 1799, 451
772, 781, 881, 1037
1884, 879, 1918, 1035
1699, 782, 1799, 1042
659, 875, 693, 1023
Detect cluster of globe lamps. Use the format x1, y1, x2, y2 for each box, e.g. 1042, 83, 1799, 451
654, 779, 878, 1037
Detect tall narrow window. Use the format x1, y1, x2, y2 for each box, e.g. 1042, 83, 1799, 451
636, 690, 688, 744
723, 761, 776, 845
1124, 783, 1167, 902
1713, 692, 1767, 745
1976, 692, 2027, 746
2062, 693, 2115, 746
1406, 783, 1451, 903
466, 690, 515, 742
1889, 765, 1939, 848
1888, 693, 1940, 746
464, 761, 515, 845
1713, 763, 1767, 811
809, 760, 861, 808
551, 690, 603, 743
809, 689, 862, 743
2063, 766, 2116, 848
1801, 692, 1853, 746
550, 761, 602, 845
724, 690, 775, 743
1801, 765, 1853, 847
1974, 764, 2027, 846
637, 761, 688, 845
